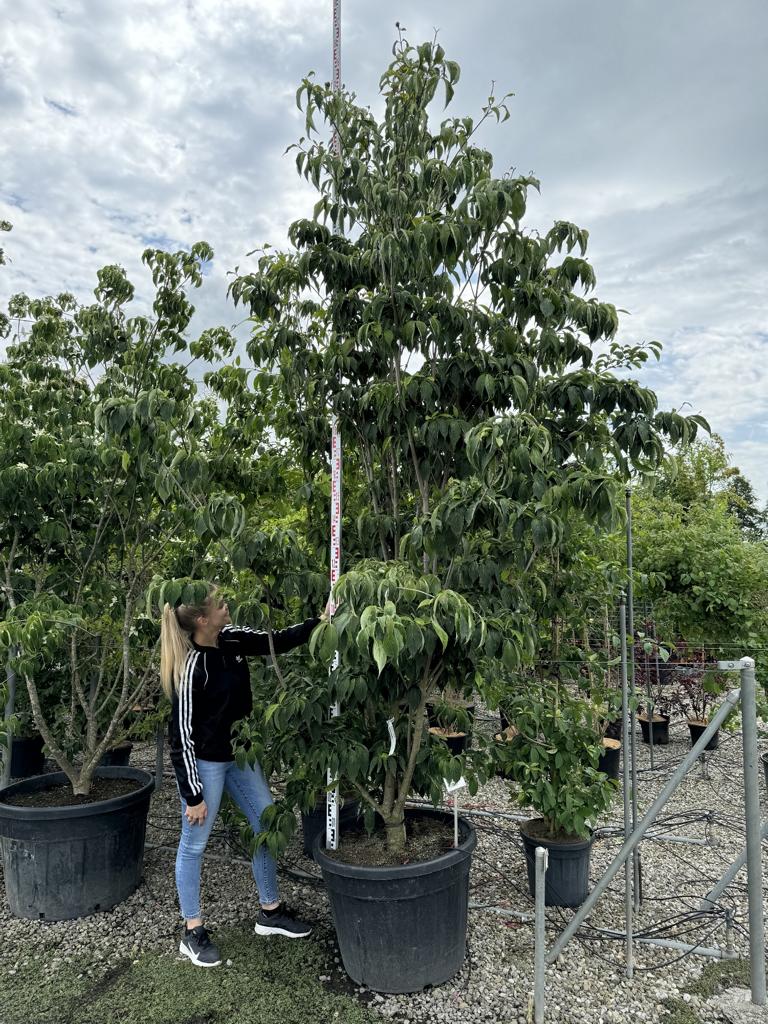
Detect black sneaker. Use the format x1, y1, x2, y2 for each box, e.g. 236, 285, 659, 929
179, 925, 222, 967
254, 905, 313, 939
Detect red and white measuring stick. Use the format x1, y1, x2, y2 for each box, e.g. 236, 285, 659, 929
326, 415, 342, 848
325, 0, 343, 851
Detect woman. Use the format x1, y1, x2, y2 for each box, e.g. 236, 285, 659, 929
160, 586, 323, 968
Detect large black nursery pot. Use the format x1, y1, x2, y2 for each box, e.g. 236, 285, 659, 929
639, 714, 670, 746
520, 819, 592, 908
301, 796, 360, 857
687, 720, 719, 752
0, 766, 154, 920
98, 741, 133, 767
598, 738, 621, 780
9, 734, 45, 778
314, 808, 477, 993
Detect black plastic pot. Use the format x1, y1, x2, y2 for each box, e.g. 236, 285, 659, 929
520, 820, 592, 908
598, 740, 621, 780
301, 797, 361, 857
428, 727, 471, 756
499, 709, 510, 732
98, 741, 133, 767
314, 809, 476, 993
639, 715, 670, 746
687, 720, 719, 752
9, 735, 45, 779
0, 767, 154, 920
601, 717, 623, 742
761, 752, 768, 794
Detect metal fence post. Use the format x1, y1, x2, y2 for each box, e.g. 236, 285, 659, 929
619, 595, 633, 977
534, 846, 548, 1024
738, 657, 766, 1005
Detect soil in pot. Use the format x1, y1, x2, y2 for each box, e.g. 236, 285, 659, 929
520, 818, 592, 908
598, 738, 621, 780
428, 726, 470, 756
638, 714, 670, 746
2, 776, 142, 808
324, 813, 455, 868
687, 719, 719, 752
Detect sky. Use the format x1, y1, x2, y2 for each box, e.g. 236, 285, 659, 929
2, 0, 766, 500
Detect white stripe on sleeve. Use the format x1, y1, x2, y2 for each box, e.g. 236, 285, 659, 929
179, 651, 202, 797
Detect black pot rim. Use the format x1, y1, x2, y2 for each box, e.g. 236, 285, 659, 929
520, 818, 593, 851
0, 767, 154, 822
313, 807, 477, 881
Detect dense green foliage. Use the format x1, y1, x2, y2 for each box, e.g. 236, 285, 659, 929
228, 38, 706, 850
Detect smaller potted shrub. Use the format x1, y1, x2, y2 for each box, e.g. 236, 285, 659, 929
427, 686, 475, 756
672, 669, 726, 751
499, 681, 618, 907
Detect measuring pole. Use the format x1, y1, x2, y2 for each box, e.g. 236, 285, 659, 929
325, 0, 343, 851
625, 487, 641, 909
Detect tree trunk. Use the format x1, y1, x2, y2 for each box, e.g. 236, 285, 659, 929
383, 811, 406, 854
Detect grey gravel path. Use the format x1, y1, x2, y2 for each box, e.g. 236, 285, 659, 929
2, 717, 767, 1023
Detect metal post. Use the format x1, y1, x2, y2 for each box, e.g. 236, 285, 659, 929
1, 661, 16, 790
625, 488, 641, 910
699, 817, 768, 911
547, 688, 740, 965
325, 0, 343, 851
739, 657, 766, 1005
534, 846, 548, 1024
619, 596, 633, 978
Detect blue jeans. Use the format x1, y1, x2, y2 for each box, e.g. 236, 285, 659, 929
175, 758, 280, 920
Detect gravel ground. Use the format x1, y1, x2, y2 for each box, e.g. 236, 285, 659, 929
2, 716, 767, 1024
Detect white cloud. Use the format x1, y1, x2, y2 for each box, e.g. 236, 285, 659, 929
1, 0, 766, 499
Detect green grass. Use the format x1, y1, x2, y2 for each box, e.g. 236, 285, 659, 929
0, 928, 379, 1024
664, 958, 752, 1024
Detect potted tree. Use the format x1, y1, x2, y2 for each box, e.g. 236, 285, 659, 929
672, 668, 727, 751
0, 243, 245, 920
499, 681, 618, 906
229, 36, 707, 992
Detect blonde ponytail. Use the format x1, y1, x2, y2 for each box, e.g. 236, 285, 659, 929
159, 586, 219, 698
160, 604, 192, 698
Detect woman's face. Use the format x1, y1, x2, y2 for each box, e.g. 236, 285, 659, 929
201, 596, 231, 631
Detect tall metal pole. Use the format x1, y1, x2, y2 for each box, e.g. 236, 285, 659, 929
325, 0, 343, 851
625, 488, 641, 909
534, 846, 548, 1024
738, 657, 766, 1005
619, 596, 633, 979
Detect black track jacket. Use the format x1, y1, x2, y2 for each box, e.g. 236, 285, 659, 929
169, 619, 319, 805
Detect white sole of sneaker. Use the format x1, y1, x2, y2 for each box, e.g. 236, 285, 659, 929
179, 941, 222, 967
253, 923, 312, 939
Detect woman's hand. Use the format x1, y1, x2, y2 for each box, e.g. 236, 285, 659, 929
186, 800, 208, 826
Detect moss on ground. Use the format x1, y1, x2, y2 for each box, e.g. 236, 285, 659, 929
0, 928, 378, 1024
664, 957, 752, 1024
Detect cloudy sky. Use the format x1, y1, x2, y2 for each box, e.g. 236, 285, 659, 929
2, 1, 766, 498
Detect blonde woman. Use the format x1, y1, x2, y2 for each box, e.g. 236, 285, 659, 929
161, 587, 324, 967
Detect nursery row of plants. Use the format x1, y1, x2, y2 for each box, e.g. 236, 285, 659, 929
1, 39, 767, 992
